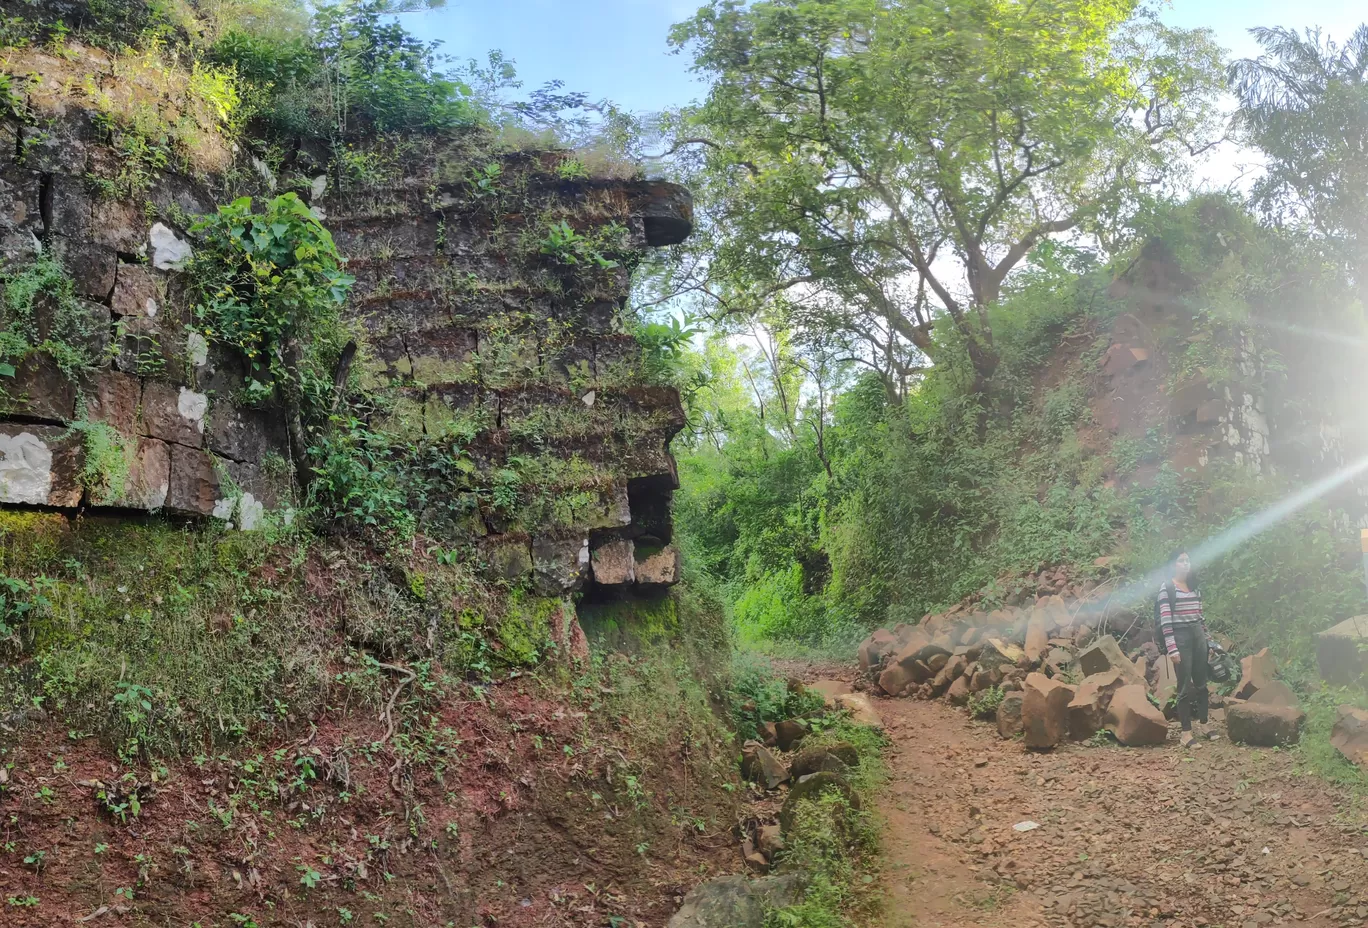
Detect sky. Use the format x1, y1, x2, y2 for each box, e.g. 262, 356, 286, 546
414, 0, 1366, 119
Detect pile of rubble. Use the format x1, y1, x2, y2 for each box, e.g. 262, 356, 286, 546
856, 594, 1309, 750
731, 680, 881, 874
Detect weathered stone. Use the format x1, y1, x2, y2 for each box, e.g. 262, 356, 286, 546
531, 535, 589, 595
635, 543, 680, 586
997, 692, 1024, 739
834, 693, 882, 728
807, 680, 853, 707
774, 720, 807, 752
1331, 705, 1368, 767
779, 771, 858, 833
1067, 671, 1127, 741
205, 401, 289, 463
1105, 684, 1169, 746
665, 873, 805, 928
56, 240, 116, 301
1022, 672, 1074, 749
84, 369, 141, 435
791, 743, 859, 778
1248, 680, 1299, 709
1316, 616, 1368, 686
1234, 648, 1277, 700
1226, 703, 1304, 747
757, 825, 785, 858
0, 425, 83, 506
741, 742, 790, 790
946, 675, 971, 706
969, 668, 994, 693
481, 538, 533, 580
149, 222, 192, 269
977, 638, 1024, 673
631, 180, 695, 247
1153, 654, 1178, 705
165, 444, 222, 516
93, 436, 170, 511
141, 381, 207, 448
1078, 635, 1146, 687
944, 653, 968, 682
590, 538, 635, 585
877, 662, 916, 697
111, 262, 162, 318
926, 652, 949, 674
857, 629, 896, 672
8, 352, 77, 422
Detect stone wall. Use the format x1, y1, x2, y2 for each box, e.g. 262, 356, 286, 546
0, 42, 691, 596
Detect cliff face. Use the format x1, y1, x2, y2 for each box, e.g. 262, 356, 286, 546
0, 41, 691, 597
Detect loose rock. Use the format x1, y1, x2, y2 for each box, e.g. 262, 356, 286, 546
1106, 684, 1168, 746
1226, 703, 1304, 747
1022, 672, 1074, 749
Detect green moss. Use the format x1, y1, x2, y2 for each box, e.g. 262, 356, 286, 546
579, 595, 680, 653
494, 592, 563, 666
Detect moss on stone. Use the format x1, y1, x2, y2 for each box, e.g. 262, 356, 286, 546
494, 592, 564, 666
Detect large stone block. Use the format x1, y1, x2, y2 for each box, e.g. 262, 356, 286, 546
1316, 616, 1368, 686
1105, 684, 1168, 746
590, 538, 634, 585
1331, 706, 1368, 767
1226, 703, 1304, 747
1078, 635, 1146, 687
93, 436, 170, 511
112, 262, 163, 318
635, 542, 680, 586
84, 369, 142, 435
1021, 672, 1073, 749
1067, 671, 1127, 741
531, 535, 589, 595
0, 424, 83, 506
165, 444, 222, 516
206, 401, 290, 464
7, 352, 77, 422
1234, 647, 1276, 700
857, 629, 896, 673
142, 381, 207, 448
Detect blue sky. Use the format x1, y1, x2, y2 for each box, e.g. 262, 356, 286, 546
413, 0, 1365, 116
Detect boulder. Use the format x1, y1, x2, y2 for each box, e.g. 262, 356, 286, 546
1105, 684, 1169, 746
946, 675, 971, 706
969, 668, 995, 693
775, 720, 807, 752
779, 772, 859, 833
1067, 671, 1126, 741
1078, 635, 1146, 687
1316, 616, 1368, 686
997, 692, 1024, 739
1248, 680, 1299, 709
857, 629, 896, 673
758, 722, 777, 747
977, 638, 1024, 673
944, 653, 968, 681
1024, 609, 1050, 657
926, 652, 949, 674
807, 680, 854, 707
757, 824, 785, 858
1226, 703, 1304, 747
834, 693, 882, 729
666, 873, 806, 928
1021, 672, 1074, 750
877, 662, 917, 697
791, 743, 860, 778
1234, 648, 1277, 700
1331, 705, 1368, 767
1152, 655, 1178, 705
741, 742, 790, 789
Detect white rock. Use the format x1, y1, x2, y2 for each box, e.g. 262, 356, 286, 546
212, 497, 235, 521
177, 387, 208, 433
0, 432, 52, 504
150, 223, 193, 270
310, 175, 328, 200
186, 331, 209, 367
237, 493, 264, 531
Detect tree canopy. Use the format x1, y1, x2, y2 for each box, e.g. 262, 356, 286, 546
662, 0, 1225, 394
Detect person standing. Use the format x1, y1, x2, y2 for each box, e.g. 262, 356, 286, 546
1157, 550, 1210, 748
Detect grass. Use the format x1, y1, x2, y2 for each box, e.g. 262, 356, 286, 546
764, 719, 888, 928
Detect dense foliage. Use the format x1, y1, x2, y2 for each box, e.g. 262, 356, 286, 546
667, 14, 1368, 671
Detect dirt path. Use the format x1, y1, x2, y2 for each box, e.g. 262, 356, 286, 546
873, 695, 1368, 928
782, 662, 1368, 928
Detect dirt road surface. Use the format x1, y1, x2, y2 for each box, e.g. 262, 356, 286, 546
874, 695, 1368, 928
781, 661, 1368, 928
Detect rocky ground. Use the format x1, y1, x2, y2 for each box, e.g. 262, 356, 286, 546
867, 689, 1368, 928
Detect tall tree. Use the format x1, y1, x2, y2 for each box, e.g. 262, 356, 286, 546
1230, 26, 1368, 285
664, 0, 1224, 392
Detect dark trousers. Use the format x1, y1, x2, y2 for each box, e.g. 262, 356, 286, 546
1173, 624, 1209, 731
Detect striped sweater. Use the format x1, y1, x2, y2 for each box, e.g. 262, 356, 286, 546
1157, 584, 1207, 656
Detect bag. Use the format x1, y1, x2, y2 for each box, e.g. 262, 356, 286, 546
1208, 640, 1236, 683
